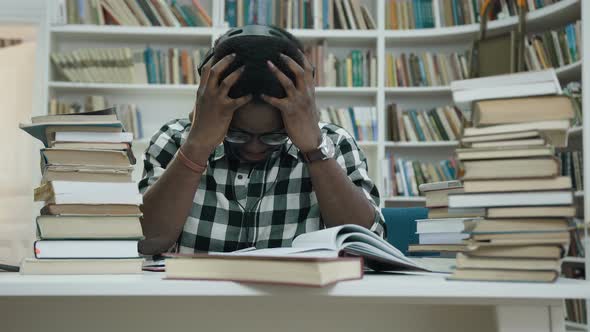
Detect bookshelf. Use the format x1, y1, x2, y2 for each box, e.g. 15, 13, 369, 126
43, 0, 582, 208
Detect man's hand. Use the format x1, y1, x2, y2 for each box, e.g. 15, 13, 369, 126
261, 51, 321, 153
183, 53, 252, 164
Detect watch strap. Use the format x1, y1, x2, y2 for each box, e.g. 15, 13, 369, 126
302, 148, 326, 163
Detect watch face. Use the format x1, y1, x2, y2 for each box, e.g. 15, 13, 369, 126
320, 135, 335, 158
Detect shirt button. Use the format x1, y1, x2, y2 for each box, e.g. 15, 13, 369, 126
237, 175, 243, 180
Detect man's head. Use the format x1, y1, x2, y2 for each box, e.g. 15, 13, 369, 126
200, 25, 305, 164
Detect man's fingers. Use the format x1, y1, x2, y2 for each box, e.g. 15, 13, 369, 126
297, 49, 315, 84
207, 53, 236, 89
267, 60, 297, 96
229, 94, 253, 110
260, 94, 288, 111
199, 56, 214, 86
279, 53, 305, 89
219, 65, 245, 96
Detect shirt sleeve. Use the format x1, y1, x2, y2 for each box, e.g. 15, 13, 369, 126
138, 119, 187, 195
326, 125, 387, 238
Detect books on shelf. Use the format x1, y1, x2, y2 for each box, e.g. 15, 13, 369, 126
385, 0, 435, 30
51, 47, 207, 85
19, 109, 144, 275
385, 51, 470, 87
446, 71, 573, 283
61, 0, 212, 26
557, 151, 584, 192
0, 38, 22, 48
524, 21, 581, 72
319, 106, 377, 141
382, 155, 457, 198
386, 103, 463, 142
225, 0, 314, 29
563, 82, 582, 126
439, 0, 564, 27
313, 0, 376, 30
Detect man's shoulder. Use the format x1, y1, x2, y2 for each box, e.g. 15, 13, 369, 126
320, 122, 357, 145
159, 118, 191, 135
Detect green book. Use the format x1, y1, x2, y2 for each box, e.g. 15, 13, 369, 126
429, 110, 449, 140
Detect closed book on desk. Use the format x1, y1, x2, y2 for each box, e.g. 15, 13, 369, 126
455, 253, 561, 271
34, 181, 142, 205
460, 158, 560, 180
448, 269, 559, 282
40, 203, 141, 216
448, 191, 573, 208
165, 254, 363, 287
20, 258, 143, 275
42, 165, 133, 183
41, 148, 134, 168
34, 240, 140, 259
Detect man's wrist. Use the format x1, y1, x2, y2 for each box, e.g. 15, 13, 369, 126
298, 131, 323, 153
180, 141, 213, 166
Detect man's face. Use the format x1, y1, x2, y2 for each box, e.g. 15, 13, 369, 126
227, 101, 286, 164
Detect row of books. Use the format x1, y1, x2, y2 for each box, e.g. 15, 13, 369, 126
385, 51, 470, 87
440, 0, 562, 27
321, 50, 377, 87
319, 106, 378, 142
565, 218, 586, 324
385, 0, 435, 30
19, 109, 144, 275
524, 21, 581, 72
62, 0, 212, 26
381, 155, 457, 198
49, 96, 144, 139
51, 47, 207, 85
386, 104, 463, 142
558, 151, 584, 192
225, 0, 314, 29
0, 38, 22, 48
318, 0, 376, 30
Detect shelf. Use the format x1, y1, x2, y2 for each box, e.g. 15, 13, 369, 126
575, 191, 584, 198
569, 126, 583, 136
565, 321, 588, 331
358, 141, 379, 148
50, 25, 215, 43
383, 0, 580, 44
384, 86, 452, 96
385, 141, 459, 148
562, 257, 586, 264
48, 82, 377, 96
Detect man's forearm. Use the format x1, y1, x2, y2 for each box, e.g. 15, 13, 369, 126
139, 144, 208, 254
307, 158, 376, 229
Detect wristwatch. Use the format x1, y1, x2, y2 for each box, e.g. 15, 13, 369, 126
302, 134, 335, 163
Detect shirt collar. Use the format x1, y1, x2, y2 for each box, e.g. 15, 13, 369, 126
209, 140, 301, 162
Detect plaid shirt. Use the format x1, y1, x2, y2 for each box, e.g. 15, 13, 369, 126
139, 118, 386, 253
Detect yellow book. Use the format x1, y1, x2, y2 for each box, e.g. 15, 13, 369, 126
386, 54, 393, 86
346, 57, 353, 87
391, 0, 398, 29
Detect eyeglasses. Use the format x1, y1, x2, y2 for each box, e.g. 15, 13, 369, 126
225, 129, 289, 146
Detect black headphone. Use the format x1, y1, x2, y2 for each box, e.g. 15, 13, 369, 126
197, 25, 314, 78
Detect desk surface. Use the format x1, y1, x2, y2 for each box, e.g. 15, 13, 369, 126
0, 272, 589, 301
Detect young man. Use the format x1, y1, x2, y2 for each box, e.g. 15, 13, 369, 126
139, 26, 385, 255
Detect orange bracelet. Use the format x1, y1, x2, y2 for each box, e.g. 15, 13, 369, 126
177, 148, 207, 174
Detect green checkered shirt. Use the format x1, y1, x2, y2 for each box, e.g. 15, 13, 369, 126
139, 119, 386, 253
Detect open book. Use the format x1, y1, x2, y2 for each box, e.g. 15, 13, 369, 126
222, 224, 432, 272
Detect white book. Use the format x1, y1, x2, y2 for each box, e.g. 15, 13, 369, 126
463, 120, 569, 137
341, 0, 357, 29
34, 240, 140, 259
35, 181, 142, 205
416, 218, 477, 234
450, 68, 558, 91
418, 180, 462, 193
448, 191, 573, 208
55, 131, 133, 143
419, 232, 469, 245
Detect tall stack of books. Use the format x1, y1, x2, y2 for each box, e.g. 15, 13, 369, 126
448, 70, 574, 282
409, 181, 483, 255
19, 109, 144, 275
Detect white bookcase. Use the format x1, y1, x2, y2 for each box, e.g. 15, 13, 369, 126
42, 0, 581, 207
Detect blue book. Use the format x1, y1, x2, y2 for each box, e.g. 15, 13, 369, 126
173, 1, 195, 26
451, 0, 459, 25
225, 0, 237, 27
414, 0, 422, 29
446, 160, 456, 179
144, 47, 156, 84
323, 0, 329, 29
408, 111, 425, 141
154, 50, 162, 84
348, 107, 360, 140
396, 158, 410, 196
565, 24, 578, 61
417, 57, 427, 86
440, 161, 453, 180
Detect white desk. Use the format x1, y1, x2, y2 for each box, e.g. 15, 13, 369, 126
0, 272, 588, 332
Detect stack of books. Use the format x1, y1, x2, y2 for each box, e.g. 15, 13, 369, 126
410, 181, 481, 254
61, 0, 212, 26
19, 109, 144, 275
448, 70, 574, 282
51, 47, 207, 85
